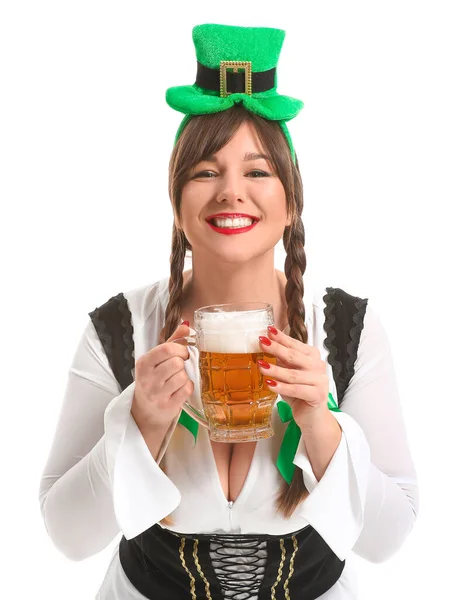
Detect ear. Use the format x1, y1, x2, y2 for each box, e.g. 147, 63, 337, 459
285, 202, 294, 227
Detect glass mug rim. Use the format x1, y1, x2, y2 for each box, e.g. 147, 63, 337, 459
194, 301, 273, 316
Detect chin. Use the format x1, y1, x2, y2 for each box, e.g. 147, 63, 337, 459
188, 233, 281, 266
210, 245, 274, 265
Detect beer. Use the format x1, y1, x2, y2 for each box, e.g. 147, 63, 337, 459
195, 304, 277, 441
199, 350, 277, 433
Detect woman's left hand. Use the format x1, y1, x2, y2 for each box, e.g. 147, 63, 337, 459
258, 326, 330, 429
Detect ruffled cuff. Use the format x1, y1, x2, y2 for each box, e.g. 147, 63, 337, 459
292, 434, 320, 493
294, 411, 371, 561
103, 382, 181, 540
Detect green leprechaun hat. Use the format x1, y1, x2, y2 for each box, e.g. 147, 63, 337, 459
165, 23, 304, 161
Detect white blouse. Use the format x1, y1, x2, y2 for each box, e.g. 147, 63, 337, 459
39, 276, 419, 599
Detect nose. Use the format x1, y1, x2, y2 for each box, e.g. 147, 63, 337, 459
215, 171, 246, 204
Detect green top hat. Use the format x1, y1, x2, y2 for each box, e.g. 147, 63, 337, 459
165, 24, 304, 161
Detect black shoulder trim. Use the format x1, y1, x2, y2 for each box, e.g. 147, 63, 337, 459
88, 293, 135, 392
323, 287, 368, 407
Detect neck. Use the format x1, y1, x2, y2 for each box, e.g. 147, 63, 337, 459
182, 251, 288, 328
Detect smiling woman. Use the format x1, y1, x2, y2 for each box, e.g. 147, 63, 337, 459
38, 22, 418, 600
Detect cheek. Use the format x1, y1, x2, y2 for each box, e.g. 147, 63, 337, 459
265, 184, 288, 221
178, 188, 201, 223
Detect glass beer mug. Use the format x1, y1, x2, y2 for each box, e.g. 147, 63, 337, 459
175, 302, 278, 443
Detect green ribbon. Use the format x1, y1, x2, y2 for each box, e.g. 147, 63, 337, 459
178, 393, 340, 480
276, 393, 341, 484
178, 409, 199, 443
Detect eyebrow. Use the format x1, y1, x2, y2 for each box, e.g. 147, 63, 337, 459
203, 152, 271, 163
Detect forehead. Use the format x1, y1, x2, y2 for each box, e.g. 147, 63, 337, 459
224, 121, 262, 149
202, 123, 269, 162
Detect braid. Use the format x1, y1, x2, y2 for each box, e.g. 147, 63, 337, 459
283, 216, 307, 344
158, 224, 187, 527
276, 213, 310, 517
159, 224, 187, 343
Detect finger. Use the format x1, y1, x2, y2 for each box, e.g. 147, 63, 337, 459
257, 359, 325, 383
259, 336, 313, 370
156, 342, 190, 367
265, 373, 329, 403
152, 355, 187, 386
276, 356, 326, 374
266, 326, 320, 359
163, 369, 192, 398
170, 379, 195, 405
137, 340, 189, 373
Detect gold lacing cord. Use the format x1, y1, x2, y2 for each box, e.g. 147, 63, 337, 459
270, 539, 286, 600
179, 537, 212, 600
283, 536, 299, 600
179, 538, 197, 600
192, 539, 212, 600
270, 535, 299, 600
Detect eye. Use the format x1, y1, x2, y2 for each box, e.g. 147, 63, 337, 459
192, 170, 217, 178
191, 169, 272, 179
247, 170, 271, 178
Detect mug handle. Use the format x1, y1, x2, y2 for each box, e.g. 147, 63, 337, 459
171, 335, 209, 430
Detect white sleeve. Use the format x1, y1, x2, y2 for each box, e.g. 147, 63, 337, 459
293, 303, 419, 562
39, 318, 181, 562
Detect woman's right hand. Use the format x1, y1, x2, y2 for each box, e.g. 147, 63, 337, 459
131, 322, 194, 430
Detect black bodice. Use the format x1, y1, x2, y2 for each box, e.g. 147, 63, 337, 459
119, 522, 345, 600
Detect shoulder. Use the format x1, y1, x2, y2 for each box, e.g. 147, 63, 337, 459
123, 277, 170, 325
310, 280, 368, 310
306, 276, 382, 343
309, 279, 389, 353
88, 276, 170, 329
309, 278, 371, 320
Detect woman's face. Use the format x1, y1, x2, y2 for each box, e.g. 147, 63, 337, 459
179, 121, 289, 265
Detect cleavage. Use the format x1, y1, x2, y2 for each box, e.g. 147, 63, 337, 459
210, 440, 257, 503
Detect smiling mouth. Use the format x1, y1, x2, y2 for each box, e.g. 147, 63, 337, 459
209, 216, 256, 229
206, 217, 259, 235
206, 212, 260, 228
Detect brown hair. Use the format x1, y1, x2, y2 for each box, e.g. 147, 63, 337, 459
161, 104, 309, 518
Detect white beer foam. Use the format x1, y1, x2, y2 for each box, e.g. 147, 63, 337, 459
198, 310, 270, 354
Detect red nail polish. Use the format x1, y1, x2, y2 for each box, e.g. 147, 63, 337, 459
259, 336, 271, 346
267, 325, 278, 336
257, 359, 271, 369
266, 379, 278, 387
181, 320, 190, 327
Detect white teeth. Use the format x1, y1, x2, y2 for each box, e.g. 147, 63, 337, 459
211, 217, 254, 228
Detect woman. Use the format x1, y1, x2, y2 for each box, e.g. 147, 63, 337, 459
39, 24, 419, 599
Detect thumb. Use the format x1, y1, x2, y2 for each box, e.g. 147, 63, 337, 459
166, 320, 190, 343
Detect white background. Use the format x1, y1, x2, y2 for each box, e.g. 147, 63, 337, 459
1, 1, 461, 598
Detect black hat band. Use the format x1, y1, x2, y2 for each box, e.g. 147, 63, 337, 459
196, 61, 276, 96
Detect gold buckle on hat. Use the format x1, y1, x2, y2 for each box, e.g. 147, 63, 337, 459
220, 61, 252, 97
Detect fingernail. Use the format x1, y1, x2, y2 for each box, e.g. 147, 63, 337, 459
266, 379, 278, 387
181, 320, 190, 327
257, 359, 271, 369
259, 336, 271, 346
267, 325, 278, 336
